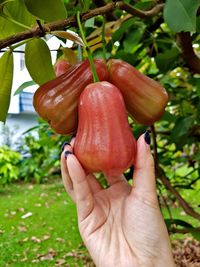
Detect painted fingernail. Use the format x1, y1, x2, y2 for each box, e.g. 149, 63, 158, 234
70, 134, 76, 142
61, 141, 71, 152
144, 130, 151, 145
64, 151, 72, 159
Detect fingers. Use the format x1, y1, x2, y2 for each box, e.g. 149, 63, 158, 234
132, 131, 157, 196
66, 154, 94, 221
60, 141, 75, 202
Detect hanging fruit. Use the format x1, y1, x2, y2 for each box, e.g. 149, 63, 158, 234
54, 58, 71, 77
74, 81, 137, 177
33, 59, 108, 135
108, 59, 168, 125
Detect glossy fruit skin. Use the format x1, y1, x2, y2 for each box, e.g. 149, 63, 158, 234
33, 59, 108, 135
74, 81, 137, 177
54, 59, 71, 76
108, 59, 169, 125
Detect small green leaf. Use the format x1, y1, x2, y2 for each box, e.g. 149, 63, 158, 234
155, 47, 180, 73
85, 17, 95, 28
24, 0, 67, 22
0, 51, 13, 122
25, 38, 56, 85
164, 0, 200, 32
14, 80, 36, 95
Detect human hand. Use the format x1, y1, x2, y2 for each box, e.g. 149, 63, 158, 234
60, 133, 175, 267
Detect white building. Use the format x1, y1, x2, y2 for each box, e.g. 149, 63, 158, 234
0, 36, 71, 146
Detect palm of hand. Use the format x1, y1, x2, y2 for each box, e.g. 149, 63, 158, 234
78, 177, 165, 267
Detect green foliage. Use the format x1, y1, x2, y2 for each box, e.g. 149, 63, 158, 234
17, 121, 66, 183
0, 146, 21, 185
164, 0, 200, 32
0, 51, 13, 122
14, 80, 36, 95
25, 38, 56, 85
24, 0, 67, 22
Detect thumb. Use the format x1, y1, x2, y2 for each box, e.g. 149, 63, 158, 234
132, 131, 157, 195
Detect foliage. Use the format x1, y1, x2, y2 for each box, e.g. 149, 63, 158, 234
0, 146, 21, 185
17, 120, 67, 183
0, 0, 199, 237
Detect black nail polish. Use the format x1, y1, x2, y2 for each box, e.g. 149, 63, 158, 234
144, 131, 151, 145
61, 141, 71, 152
64, 151, 72, 159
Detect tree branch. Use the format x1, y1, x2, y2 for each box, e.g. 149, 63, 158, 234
0, 2, 164, 50
150, 125, 200, 221
158, 167, 200, 221
177, 32, 200, 74
118, 2, 164, 19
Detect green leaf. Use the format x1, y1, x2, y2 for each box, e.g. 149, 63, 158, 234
190, 228, 200, 241
155, 47, 180, 73
123, 26, 145, 53
0, 0, 36, 39
25, 38, 56, 85
24, 0, 67, 22
164, 0, 200, 32
85, 17, 95, 28
0, 51, 13, 122
14, 80, 36, 95
170, 116, 195, 147
112, 18, 135, 42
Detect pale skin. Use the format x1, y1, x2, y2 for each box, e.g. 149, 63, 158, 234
60, 134, 175, 267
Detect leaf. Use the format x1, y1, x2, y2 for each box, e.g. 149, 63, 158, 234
164, 0, 200, 32
171, 116, 194, 139
25, 38, 56, 85
155, 47, 180, 73
112, 18, 135, 42
24, 0, 67, 22
0, 0, 36, 39
0, 51, 13, 123
14, 80, 36, 95
85, 17, 95, 28
61, 47, 78, 65
51, 31, 84, 46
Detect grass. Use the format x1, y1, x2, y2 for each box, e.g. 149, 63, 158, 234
0, 180, 199, 266
0, 180, 92, 267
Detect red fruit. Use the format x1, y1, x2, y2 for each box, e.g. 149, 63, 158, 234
108, 59, 169, 125
74, 81, 137, 176
54, 59, 71, 76
33, 59, 108, 135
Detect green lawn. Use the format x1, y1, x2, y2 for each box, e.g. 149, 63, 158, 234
0, 180, 93, 266
0, 180, 199, 266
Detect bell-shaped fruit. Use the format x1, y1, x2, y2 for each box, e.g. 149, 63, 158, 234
54, 58, 71, 76
108, 59, 168, 125
74, 81, 137, 177
33, 59, 108, 135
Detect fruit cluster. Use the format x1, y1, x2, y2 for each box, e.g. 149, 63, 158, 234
33, 59, 168, 176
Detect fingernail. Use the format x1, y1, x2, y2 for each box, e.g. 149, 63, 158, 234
61, 141, 71, 152
64, 151, 72, 159
144, 130, 151, 145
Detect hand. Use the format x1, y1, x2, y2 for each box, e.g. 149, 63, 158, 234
60, 133, 175, 267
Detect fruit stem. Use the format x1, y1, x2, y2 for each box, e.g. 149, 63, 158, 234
102, 16, 107, 62
77, 11, 99, 83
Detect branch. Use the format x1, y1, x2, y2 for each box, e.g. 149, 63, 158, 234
177, 32, 200, 74
158, 167, 200, 221
0, 2, 164, 50
170, 227, 200, 235
118, 3, 164, 19
150, 125, 200, 221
